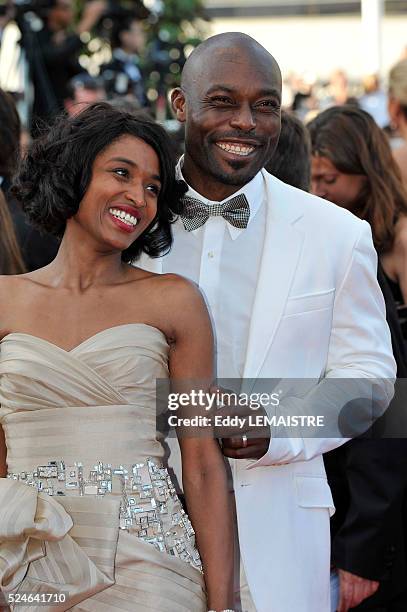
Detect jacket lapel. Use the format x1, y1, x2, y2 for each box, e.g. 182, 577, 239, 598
242, 172, 304, 379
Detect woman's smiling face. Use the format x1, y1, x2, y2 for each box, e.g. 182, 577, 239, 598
72, 134, 161, 252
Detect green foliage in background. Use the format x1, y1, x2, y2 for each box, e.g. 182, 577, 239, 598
78, 0, 209, 117
143, 0, 209, 116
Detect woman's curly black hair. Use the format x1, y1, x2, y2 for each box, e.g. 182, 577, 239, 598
12, 102, 186, 262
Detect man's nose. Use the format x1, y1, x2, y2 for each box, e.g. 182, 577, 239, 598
230, 103, 256, 131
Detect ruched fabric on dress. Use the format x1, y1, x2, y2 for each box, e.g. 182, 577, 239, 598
0, 325, 206, 611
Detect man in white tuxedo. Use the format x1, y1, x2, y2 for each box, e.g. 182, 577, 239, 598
138, 33, 396, 612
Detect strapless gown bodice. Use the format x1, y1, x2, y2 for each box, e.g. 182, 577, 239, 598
0, 324, 206, 611
0, 324, 169, 472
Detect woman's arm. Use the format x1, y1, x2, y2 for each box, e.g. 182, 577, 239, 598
0, 276, 10, 477
168, 278, 235, 611
0, 425, 7, 477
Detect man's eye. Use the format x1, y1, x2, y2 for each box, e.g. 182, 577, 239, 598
256, 100, 280, 109
211, 96, 233, 104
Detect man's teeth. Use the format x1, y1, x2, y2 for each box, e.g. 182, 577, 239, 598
216, 142, 255, 156
109, 208, 138, 227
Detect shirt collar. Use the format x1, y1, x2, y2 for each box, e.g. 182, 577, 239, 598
176, 156, 264, 239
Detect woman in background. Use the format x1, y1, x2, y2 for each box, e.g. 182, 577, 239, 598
308, 105, 407, 612
0, 89, 26, 274
0, 189, 25, 274
0, 88, 59, 270
308, 105, 407, 307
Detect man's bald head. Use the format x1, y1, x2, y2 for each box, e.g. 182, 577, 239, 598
171, 32, 282, 200
181, 32, 281, 94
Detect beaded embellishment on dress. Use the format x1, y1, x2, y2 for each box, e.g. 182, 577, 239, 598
8, 457, 202, 572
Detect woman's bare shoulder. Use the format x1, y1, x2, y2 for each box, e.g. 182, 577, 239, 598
134, 271, 209, 335
385, 217, 407, 280
393, 145, 407, 186
130, 267, 200, 297
394, 215, 407, 243
155, 272, 203, 302
0, 275, 23, 336
0, 269, 50, 294
393, 144, 407, 165
0, 273, 27, 295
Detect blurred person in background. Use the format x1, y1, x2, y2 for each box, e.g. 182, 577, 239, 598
309, 105, 407, 308
108, 95, 152, 116
0, 190, 26, 274
64, 72, 106, 116
320, 69, 350, 110
330, 70, 349, 105
0, 87, 58, 269
28, 0, 106, 130
0, 89, 19, 195
100, 13, 147, 107
388, 58, 407, 189
359, 74, 389, 129
0, 1, 13, 43
290, 74, 318, 121
265, 109, 311, 191
309, 105, 407, 612
108, 97, 185, 160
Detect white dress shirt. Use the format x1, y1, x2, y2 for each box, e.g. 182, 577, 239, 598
163, 164, 266, 379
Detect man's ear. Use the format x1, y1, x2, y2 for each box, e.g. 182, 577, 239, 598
171, 87, 186, 123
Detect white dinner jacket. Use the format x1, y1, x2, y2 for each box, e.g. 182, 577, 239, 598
138, 170, 396, 611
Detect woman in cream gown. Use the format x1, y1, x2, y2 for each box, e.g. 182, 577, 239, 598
0, 104, 235, 612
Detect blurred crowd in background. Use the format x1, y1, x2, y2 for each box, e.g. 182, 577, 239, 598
2, 0, 407, 271
0, 0, 207, 135
2, 2, 407, 610
0, 0, 406, 143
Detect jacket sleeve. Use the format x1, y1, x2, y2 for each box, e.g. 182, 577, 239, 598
249, 221, 396, 468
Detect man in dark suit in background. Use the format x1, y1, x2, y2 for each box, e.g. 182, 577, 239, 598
28, 0, 106, 129
100, 14, 147, 107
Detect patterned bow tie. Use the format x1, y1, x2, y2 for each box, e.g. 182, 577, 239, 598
180, 194, 250, 232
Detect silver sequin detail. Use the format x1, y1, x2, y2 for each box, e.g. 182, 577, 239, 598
8, 458, 202, 572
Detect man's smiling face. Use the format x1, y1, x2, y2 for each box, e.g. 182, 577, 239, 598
172, 40, 282, 200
